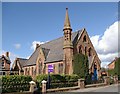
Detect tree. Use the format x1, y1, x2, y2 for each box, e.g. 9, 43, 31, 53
107, 58, 120, 78
73, 53, 89, 78
114, 58, 120, 77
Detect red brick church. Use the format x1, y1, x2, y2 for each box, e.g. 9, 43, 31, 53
12, 8, 101, 78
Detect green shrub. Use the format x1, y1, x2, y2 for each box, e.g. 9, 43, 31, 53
108, 69, 115, 76
61, 74, 70, 82
50, 74, 64, 82
69, 74, 79, 82
114, 58, 120, 76
36, 74, 79, 88
36, 74, 48, 86
73, 53, 89, 78
2, 75, 32, 93
85, 74, 92, 85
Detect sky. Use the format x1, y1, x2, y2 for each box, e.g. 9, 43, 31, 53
2, 2, 119, 68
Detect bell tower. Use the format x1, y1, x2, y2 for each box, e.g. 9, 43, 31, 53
63, 8, 73, 75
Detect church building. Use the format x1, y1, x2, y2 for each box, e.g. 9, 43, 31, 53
12, 8, 101, 78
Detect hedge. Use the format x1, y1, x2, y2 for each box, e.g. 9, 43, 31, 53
1, 75, 32, 93
36, 74, 79, 88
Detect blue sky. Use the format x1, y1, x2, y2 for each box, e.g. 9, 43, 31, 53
2, 2, 118, 67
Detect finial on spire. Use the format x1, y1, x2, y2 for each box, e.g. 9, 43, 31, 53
63, 8, 72, 30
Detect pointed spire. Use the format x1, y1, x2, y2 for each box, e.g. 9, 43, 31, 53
63, 8, 72, 30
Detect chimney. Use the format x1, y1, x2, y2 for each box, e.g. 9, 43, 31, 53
6, 52, 9, 57
36, 43, 40, 50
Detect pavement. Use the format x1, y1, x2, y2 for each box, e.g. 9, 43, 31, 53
69, 84, 120, 92
47, 84, 120, 94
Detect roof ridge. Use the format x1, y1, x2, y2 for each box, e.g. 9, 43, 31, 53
40, 30, 81, 46
17, 58, 28, 60
27, 47, 40, 60
40, 36, 63, 46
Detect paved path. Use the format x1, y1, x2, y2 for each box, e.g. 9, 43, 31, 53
69, 84, 119, 92
47, 84, 120, 94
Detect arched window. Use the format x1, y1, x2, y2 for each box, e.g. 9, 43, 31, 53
88, 48, 92, 56
34, 67, 36, 75
94, 62, 97, 69
67, 31, 69, 34
59, 63, 63, 74
83, 35, 87, 42
78, 45, 82, 54
27, 68, 29, 75
39, 62, 42, 74
25, 68, 27, 75
2, 58, 4, 67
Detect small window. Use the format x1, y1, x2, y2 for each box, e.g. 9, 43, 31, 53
83, 35, 87, 42
67, 31, 69, 34
25, 68, 27, 75
27, 68, 29, 75
39, 62, 43, 74
94, 62, 97, 69
88, 48, 92, 56
3, 72, 5, 75
85, 47, 87, 55
79, 45, 82, 54
2, 58, 4, 67
34, 68, 36, 75
59, 63, 63, 74
2, 61, 4, 67
32, 67, 34, 75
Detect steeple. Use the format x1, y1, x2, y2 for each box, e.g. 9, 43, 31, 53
63, 8, 73, 75
63, 8, 73, 48
63, 8, 72, 30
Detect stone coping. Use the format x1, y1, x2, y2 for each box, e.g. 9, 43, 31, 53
85, 83, 106, 88
2, 91, 32, 94
47, 86, 79, 93
47, 83, 106, 93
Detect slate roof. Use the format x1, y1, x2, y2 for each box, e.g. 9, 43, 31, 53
17, 58, 28, 68
24, 30, 83, 67
0, 55, 11, 70
24, 47, 41, 66
12, 58, 27, 71
0, 55, 11, 64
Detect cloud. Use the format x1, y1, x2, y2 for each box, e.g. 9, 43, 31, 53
90, 21, 119, 64
101, 62, 110, 68
98, 53, 118, 63
31, 41, 46, 50
14, 43, 21, 49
